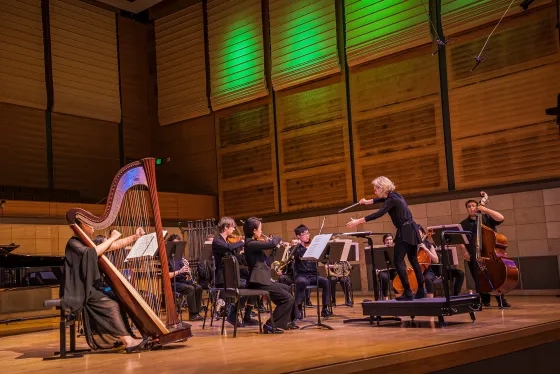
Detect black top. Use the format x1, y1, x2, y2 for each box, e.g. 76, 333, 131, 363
460, 214, 502, 254
212, 234, 245, 286
293, 243, 316, 276
244, 236, 280, 286
168, 258, 191, 284
364, 191, 421, 245
61, 236, 100, 313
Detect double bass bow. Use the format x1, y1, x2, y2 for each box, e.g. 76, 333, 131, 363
474, 191, 519, 295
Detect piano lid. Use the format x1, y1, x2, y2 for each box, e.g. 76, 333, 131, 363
0, 244, 20, 255
0, 244, 64, 268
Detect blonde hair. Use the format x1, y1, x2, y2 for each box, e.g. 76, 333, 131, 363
371, 176, 396, 194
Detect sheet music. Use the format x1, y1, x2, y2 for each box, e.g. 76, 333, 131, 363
302, 234, 332, 261
125, 230, 167, 261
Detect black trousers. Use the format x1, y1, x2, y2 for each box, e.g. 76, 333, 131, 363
447, 268, 465, 296
423, 268, 436, 294
328, 276, 351, 303
278, 274, 311, 300
295, 274, 330, 307
249, 281, 295, 329
394, 240, 424, 293
468, 257, 507, 304
175, 282, 203, 315
378, 269, 398, 299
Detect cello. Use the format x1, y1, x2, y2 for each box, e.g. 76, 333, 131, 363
393, 228, 435, 295
474, 191, 519, 295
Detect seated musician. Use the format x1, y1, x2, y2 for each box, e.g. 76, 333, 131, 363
167, 234, 203, 322
276, 238, 312, 307
292, 224, 331, 319
212, 217, 258, 327
378, 233, 398, 300
244, 217, 299, 333
417, 226, 439, 298
460, 199, 511, 308
325, 260, 352, 306
62, 218, 150, 353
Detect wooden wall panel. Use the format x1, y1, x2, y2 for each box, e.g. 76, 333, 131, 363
51, 113, 120, 200
269, 0, 339, 90
448, 7, 560, 190
0, 0, 46, 109
152, 114, 218, 196
441, 0, 552, 36
207, 0, 268, 110
350, 46, 447, 198
216, 98, 277, 218
50, 0, 120, 122
118, 16, 152, 160
154, 3, 209, 126
276, 75, 352, 212
0, 103, 48, 188
345, 0, 431, 67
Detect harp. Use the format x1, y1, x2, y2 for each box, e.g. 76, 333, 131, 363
66, 158, 192, 345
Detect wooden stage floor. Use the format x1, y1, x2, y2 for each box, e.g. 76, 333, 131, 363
1, 296, 560, 374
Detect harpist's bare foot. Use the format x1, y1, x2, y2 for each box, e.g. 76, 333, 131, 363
120, 335, 144, 348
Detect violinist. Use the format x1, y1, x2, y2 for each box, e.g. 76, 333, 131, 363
244, 217, 298, 333
293, 224, 331, 319
347, 176, 426, 300
460, 200, 511, 308
212, 217, 258, 327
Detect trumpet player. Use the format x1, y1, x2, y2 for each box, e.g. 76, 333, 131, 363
167, 234, 203, 321
276, 238, 312, 307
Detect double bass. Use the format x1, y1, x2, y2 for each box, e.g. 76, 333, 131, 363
474, 191, 519, 295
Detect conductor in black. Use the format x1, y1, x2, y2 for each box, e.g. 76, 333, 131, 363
346, 176, 425, 301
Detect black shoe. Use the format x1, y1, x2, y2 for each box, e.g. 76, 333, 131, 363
189, 314, 203, 322
286, 321, 300, 330
396, 290, 414, 301
227, 314, 243, 327
415, 288, 427, 300
498, 300, 511, 308
125, 337, 152, 354
263, 323, 284, 334
305, 300, 313, 307
321, 308, 331, 318
482, 302, 491, 308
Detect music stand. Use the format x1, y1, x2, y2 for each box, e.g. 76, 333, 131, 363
166, 241, 187, 297
325, 240, 352, 316
429, 227, 473, 305
337, 232, 401, 325
300, 234, 334, 330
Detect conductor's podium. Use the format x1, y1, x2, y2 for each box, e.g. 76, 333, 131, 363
361, 294, 480, 327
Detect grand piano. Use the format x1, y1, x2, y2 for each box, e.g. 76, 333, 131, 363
0, 244, 64, 289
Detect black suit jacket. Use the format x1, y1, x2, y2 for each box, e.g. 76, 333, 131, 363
244, 236, 281, 286
212, 234, 244, 286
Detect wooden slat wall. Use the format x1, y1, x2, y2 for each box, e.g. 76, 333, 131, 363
0, 103, 48, 188
51, 112, 120, 201
345, 0, 431, 67
207, 0, 268, 111
0, 0, 46, 110
448, 7, 560, 190
215, 98, 277, 218
49, 0, 120, 123
269, 0, 339, 91
154, 3, 209, 126
276, 75, 352, 212
151, 114, 218, 196
350, 46, 447, 199
118, 16, 152, 160
441, 0, 552, 36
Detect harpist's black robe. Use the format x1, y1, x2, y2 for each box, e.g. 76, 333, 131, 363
61, 236, 130, 349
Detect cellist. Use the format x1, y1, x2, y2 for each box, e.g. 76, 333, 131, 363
460, 199, 511, 308
417, 226, 439, 298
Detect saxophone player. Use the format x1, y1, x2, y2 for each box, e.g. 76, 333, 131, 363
167, 234, 203, 321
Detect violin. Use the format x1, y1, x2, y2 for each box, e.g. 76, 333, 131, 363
227, 234, 244, 244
